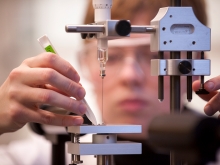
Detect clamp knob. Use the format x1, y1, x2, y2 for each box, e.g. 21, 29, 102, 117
178, 60, 192, 74
115, 20, 131, 36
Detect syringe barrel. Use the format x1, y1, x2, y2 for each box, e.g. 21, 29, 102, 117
93, 0, 112, 22
97, 39, 108, 77
97, 39, 108, 63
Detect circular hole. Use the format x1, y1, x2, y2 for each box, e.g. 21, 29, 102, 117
192, 41, 196, 45
106, 136, 109, 139
164, 68, 167, 71
170, 15, 172, 18
164, 41, 167, 45
170, 40, 172, 43
193, 68, 195, 71
162, 27, 166, 31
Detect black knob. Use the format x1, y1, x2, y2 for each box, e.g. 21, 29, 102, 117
115, 20, 131, 36
195, 89, 209, 95
81, 33, 88, 39
178, 60, 192, 74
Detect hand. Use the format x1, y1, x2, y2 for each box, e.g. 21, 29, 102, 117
193, 76, 220, 117
0, 52, 86, 134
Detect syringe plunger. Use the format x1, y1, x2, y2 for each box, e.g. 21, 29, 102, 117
93, 0, 112, 22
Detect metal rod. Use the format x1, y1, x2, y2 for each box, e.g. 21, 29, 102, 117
65, 25, 105, 33
170, 51, 182, 165
70, 134, 83, 165
170, 1, 182, 165
187, 51, 193, 102
130, 25, 156, 33
101, 77, 104, 124
187, 76, 192, 102
170, 52, 181, 114
97, 155, 113, 165
200, 51, 205, 89
158, 52, 164, 102
170, 0, 182, 6
170, 75, 181, 113
51, 135, 70, 165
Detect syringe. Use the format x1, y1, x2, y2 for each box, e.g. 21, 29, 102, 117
37, 34, 97, 125
97, 39, 108, 78
97, 39, 107, 124
93, 0, 112, 78
93, 0, 112, 124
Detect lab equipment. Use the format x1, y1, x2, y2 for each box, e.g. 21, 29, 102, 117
68, 125, 141, 165
66, 0, 133, 124
149, 1, 211, 164
65, 0, 143, 165
37, 35, 97, 126
65, 0, 212, 164
66, 0, 154, 124
66, 0, 131, 78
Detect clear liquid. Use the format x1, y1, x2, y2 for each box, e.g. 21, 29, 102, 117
97, 48, 108, 63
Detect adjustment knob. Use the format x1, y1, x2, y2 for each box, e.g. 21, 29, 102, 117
115, 20, 131, 36
178, 60, 192, 74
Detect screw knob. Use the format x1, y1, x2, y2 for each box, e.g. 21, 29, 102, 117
178, 60, 192, 74
115, 20, 131, 36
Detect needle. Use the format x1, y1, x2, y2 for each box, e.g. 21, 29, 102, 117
102, 77, 104, 125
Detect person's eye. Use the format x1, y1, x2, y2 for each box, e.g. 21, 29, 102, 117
107, 54, 121, 65
137, 51, 157, 60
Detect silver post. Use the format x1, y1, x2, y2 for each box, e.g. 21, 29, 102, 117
158, 51, 164, 102
170, 51, 182, 165
97, 155, 114, 165
70, 134, 83, 165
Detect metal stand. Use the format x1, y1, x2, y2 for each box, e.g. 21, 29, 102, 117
97, 155, 114, 165
67, 125, 141, 165
170, 0, 181, 7
170, 1, 182, 165
170, 52, 181, 113
170, 51, 182, 165
52, 135, 71, 165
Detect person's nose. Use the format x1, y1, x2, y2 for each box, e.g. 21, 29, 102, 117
118, 56, 146, 86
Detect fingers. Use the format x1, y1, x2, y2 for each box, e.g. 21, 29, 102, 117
192, 80, 217, 102
17, 86, 87, 115
204, 76, 220, 91
22, 53, 80, 83
0, 53, 86, 133
33, 109, 84, 126
204, 93, 220, 116
193, 77, 220, 116
14, 67, 85, 100
10, 104, 84, 126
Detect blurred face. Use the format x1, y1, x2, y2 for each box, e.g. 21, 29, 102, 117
80, 12, 187, 140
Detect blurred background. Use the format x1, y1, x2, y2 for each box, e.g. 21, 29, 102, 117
0, 0, 219, 144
